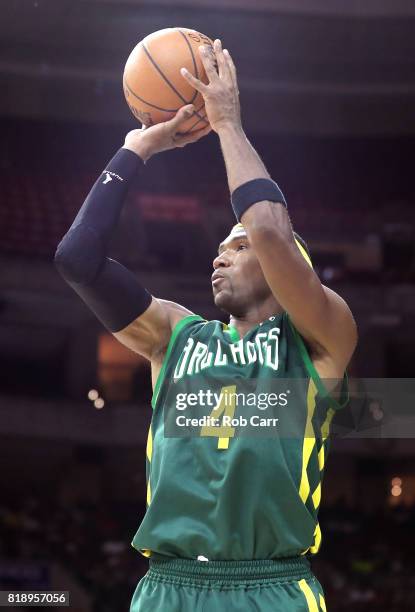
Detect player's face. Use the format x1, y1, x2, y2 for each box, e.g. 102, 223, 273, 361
211, 233, 271, 316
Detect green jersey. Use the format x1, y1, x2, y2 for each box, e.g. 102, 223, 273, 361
132, 312, 347, 561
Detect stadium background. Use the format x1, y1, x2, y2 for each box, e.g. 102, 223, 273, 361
1, 1, 415, 610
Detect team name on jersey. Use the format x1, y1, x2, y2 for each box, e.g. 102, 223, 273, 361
173, 326, 280, 380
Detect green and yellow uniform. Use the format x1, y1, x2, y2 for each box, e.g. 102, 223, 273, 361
130, 311, 347, 612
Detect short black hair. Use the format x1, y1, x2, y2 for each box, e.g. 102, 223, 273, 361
293, 231, 311, 259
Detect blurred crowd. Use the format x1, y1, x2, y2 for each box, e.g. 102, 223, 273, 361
1, 492, 414, 611
315, 501, 415, 611
0, 493, 146, 612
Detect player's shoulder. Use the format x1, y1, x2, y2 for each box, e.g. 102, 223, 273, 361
156, 299, 196, 328
156, 299, 215, 337
164, 306, 221, 338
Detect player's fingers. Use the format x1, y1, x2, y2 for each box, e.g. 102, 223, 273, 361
198, 45, 219, 83
223, 48, 239, 95
168, 104, 195, 129
180, 67, 208, 94
213, 39, 230, 81
176, 124, 212, 146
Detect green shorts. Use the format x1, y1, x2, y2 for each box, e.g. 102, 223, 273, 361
130, 555, 327, 611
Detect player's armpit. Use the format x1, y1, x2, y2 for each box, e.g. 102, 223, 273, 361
113, 297, 194, 361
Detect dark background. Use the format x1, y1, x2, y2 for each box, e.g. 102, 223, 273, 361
1, 1, 415, 610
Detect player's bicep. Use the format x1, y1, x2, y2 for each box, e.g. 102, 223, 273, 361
290, 285, 358, 371
113, 297, 194, 360
247, 227, 357, 368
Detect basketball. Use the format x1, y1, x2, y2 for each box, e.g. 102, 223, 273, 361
123, 28, 214, 135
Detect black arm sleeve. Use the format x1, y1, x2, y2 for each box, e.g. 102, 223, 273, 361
54, 147, 152, 332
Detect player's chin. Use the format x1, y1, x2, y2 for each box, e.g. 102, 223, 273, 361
212, 288, 234, 313
212, 287, 226, 307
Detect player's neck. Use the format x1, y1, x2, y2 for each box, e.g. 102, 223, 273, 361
228, 297, 283, 339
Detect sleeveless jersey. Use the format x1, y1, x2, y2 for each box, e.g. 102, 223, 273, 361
132, 312, 347, 561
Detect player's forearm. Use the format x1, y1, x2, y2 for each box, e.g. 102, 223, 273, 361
217, 123, 291, 240
61, 148, 143, 265
218, 123, 270, 193
54, 147, 152, 333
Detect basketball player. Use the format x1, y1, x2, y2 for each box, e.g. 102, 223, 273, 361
55, 39, 357, 611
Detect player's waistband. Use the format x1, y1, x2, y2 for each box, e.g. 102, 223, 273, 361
148, 554, 313, 587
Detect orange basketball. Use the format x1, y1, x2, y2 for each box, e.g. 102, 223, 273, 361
123, 28, 214, 135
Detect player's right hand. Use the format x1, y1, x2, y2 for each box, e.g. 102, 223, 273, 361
123, 105, 212, 162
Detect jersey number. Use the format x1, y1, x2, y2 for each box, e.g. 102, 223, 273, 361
200, 385, 236, 450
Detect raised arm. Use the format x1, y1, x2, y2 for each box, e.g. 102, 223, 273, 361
181, 40, 357, 375
54, 106, 211, 361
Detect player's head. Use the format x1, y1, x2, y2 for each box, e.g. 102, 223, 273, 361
212, 223, 312, 316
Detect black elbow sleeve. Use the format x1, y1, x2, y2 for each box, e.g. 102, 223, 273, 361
59, 257, 152, 332
54, 224, 152, 332
54, 224, 105, 285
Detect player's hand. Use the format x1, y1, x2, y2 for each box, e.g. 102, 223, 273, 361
123, 105, 212, 162
180, 39, 241, 134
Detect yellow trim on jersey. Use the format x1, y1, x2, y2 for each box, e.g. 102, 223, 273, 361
301, 520, 323, 557
319, 593, 327, 612
146, 424, 153, 462
321, 407, 335, 439
141, 549, 152, 558
146, 424, 153, 506
298, 579, 319, 612
297, 355, 336, 556
299, 379, 318, 503
318, 407, 336, 473
310, 522, 322, 554
312, 482, 321, 509
318, 444, 325, 472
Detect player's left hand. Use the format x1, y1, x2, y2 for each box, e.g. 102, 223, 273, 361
181, 39, 242, 134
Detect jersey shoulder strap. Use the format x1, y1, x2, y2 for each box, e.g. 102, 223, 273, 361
151, 314, 206, 409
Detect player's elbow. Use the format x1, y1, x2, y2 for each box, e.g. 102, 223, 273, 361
54, 225, 103, 284
54, 242, 80, 283
53, 241, 84, 284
